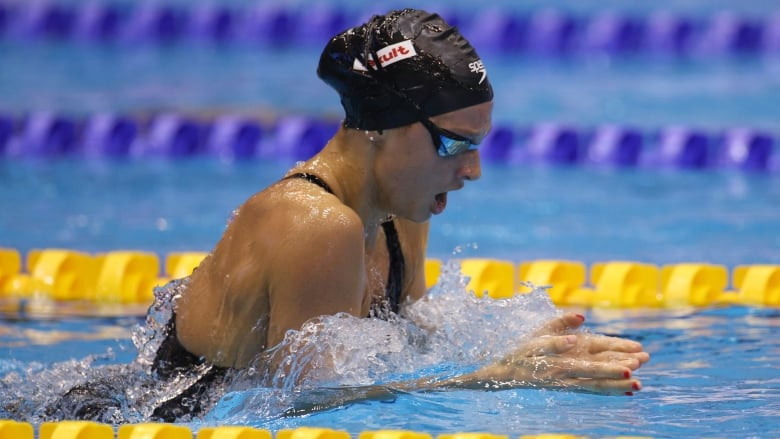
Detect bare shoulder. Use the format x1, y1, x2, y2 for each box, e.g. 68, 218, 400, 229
246, 179, 367, 345
240, 177, 366, 292
176, 178, 365, 363
240, 178, 363, 243
199, 178, 364, 297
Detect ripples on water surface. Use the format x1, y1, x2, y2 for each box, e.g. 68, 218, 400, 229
1, 266, 778, 437
2, 160, 779, 267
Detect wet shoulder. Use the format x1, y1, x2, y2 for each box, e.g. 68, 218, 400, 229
240, 178, 362, 240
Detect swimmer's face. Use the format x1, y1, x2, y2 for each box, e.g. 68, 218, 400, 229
377, 101, 493, 222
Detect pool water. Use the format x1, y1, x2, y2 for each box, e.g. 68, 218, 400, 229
1, 159, 779, 437
1, 159, 779, 266
2, 44, 780, 130
1, 285, 778, 437
2, 0, 780, 436
262, 306, 779, 437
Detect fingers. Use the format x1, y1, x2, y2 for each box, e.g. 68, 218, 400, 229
513, 345, 635, 381
528, 356, 642, 394
535, 312, 586, 336
558, 358, 632, 380
494, 336, 648, 396
515, 334, 579, 357
557, 378, 643, 395
590, 351, 650, 370
583, 334, 645, 354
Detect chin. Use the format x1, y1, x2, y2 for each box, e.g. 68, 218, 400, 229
414, 210, 434, 223
395, 210, 431, 223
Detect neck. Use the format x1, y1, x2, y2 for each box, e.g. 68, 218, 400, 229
291, 127, 389, 249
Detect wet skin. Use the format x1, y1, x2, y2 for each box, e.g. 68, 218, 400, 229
174, 101, 649, 395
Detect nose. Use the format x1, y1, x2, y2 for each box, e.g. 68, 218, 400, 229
456, 150, 482, 181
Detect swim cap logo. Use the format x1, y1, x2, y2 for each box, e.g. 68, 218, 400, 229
353, 40, 417, 71
469, 60, 487, 84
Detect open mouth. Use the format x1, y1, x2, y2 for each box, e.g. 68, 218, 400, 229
432, 192, 448, 215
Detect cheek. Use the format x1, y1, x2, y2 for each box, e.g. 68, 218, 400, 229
385, 145, 433, 182
381, 161, 433, 209
379, 131, 444, 199
400, 153, 438, 183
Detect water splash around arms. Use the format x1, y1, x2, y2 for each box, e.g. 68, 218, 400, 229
205, 261, 562, 423
229, 260, 560, 391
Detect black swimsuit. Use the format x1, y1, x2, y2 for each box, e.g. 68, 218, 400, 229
49, 309, 226, 423
284, 172, 406, 314
148, 314, 228, 421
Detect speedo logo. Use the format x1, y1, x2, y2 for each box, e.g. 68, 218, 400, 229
353, 40, 417, 71
469, 59, 487, 84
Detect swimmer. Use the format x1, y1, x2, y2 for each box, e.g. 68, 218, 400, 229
55, 9, 649, 422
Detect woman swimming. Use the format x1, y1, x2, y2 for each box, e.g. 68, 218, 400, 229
53, 8, 649, 421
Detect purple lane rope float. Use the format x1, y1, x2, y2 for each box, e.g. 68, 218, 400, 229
0, 2, 778, 56
0, 112, 777, 172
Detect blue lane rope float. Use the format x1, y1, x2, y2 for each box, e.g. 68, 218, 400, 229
0, 112, 777, 172
0, 1, 778, 57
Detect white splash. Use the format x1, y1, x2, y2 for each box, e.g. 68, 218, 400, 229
0, 261, 558, 425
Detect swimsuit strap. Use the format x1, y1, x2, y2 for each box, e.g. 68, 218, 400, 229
283, 172, 404, 314
381, 219, 404, 313
284, 172, 334, 194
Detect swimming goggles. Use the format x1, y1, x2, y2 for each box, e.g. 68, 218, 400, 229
357, 21, 479, 158
420, 118, 479, 157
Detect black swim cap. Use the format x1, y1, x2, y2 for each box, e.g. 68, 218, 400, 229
317, 9, 494, 131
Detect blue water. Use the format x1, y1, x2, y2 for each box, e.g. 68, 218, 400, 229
1, 160, 779, 266
2, 44, 780, 131
1, 158, 779, 436
253, 306, 780, 437
1, 1, 780, 130
2, 299, 778, 437
2, 0, 780, 437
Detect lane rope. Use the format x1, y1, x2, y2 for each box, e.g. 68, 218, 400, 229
0, 2, 778, 57
0, 112, 777, 172
1, 248, 777, 307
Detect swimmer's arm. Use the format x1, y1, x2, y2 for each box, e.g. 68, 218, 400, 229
339, 313, 649, 396
258, 211, 367, 383
284, 313, 650, 416
266, 213, 366, 348
403, 312, 650, 395
264, 214, 426, 384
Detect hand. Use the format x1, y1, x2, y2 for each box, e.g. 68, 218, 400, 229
475, 312, 650, 395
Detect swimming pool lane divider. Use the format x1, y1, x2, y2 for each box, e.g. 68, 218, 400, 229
0, 0, 779, 57
0, 421, 597, 439
1, 248, 778, 309
0, 112, 778, 172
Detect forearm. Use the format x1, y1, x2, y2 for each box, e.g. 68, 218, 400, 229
389, 363, 513, 392
283, 364, 510, 416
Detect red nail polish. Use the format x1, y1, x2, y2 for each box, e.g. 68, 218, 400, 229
575, 313, 585, 322
632, 382, 640, 391
623, 370, 631, 379
625, 392, 633, 396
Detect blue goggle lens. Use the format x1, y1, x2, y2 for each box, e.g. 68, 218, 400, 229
437, 135, 478, 157
422, 119, 478, 157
